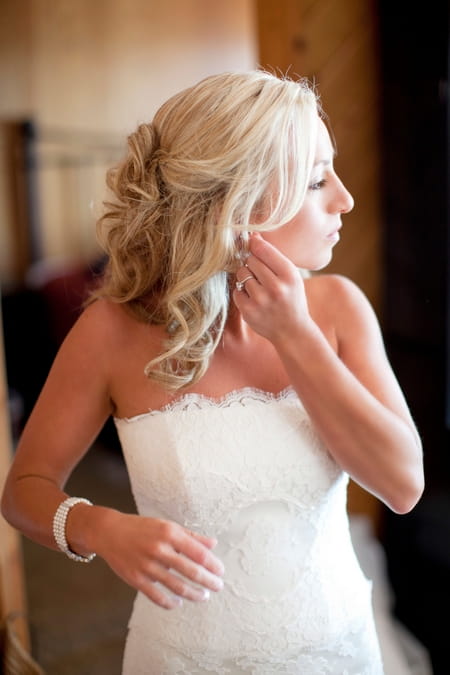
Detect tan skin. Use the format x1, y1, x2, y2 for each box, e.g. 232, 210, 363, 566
1, 120, 424, 611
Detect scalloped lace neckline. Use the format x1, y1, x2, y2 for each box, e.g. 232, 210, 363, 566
115, 385, 299, 423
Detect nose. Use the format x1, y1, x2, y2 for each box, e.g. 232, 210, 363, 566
335, 176, 354, 214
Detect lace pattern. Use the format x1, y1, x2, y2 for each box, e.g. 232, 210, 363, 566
115, 385, 298, 422
115, 389, 384, 674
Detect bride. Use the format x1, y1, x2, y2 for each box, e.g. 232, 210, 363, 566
1, 70, 423, 674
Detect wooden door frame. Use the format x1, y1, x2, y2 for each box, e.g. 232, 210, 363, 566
0, 297, 29, 651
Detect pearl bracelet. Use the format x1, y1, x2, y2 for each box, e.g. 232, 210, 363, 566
53, 496, 96, 563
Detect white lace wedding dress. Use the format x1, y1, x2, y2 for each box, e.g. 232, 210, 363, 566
114, 387, 384, 674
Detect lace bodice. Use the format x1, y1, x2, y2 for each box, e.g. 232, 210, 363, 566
114, 387, 383, 674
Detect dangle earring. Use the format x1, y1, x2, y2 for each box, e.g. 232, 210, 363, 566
235, 231, 250, 262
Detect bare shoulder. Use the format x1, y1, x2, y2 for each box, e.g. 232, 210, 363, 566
75, 298, 133, 335
53, 299, 143, 379
304, 273, 383, 351
72, 298, 166, 373
71, 298, 153, 348
305, 271, 367, 302
305, 273, 377, 317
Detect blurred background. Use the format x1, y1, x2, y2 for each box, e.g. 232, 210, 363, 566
0, 0, 448, 673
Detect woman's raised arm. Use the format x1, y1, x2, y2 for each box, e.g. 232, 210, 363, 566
234, 235, 424, 514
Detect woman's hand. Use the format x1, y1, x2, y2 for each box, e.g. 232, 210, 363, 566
233, 234, 312, 345
92, 509, 224, 610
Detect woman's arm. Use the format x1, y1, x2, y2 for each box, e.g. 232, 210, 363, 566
234, 235, 424, 514
1, 301, 224, 609
1, 302, 114, 548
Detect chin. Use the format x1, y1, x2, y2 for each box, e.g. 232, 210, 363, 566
312, 259, 333, 272
295, 253, 333, 272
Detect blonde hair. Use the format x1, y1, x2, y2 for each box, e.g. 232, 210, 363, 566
92, 70, 319, 391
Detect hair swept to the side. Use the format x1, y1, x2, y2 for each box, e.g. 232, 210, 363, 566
90, 69, 320, 391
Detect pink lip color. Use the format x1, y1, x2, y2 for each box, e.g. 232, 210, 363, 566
327, 230, 340, 243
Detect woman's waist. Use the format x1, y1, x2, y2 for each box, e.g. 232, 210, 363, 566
129, 568, 373, 653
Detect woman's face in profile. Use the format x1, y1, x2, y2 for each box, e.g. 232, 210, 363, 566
262, 119, 354, 271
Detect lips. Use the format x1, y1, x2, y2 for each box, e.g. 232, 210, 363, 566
327, 225, 342, 240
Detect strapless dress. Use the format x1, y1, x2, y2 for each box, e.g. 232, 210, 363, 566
114, 387, 384, 674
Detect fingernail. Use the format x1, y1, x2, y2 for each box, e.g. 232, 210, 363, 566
200, 589, 210, 602
213, 576, 224, 591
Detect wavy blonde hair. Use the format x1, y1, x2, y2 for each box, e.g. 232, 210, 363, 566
92, 70, 319, 390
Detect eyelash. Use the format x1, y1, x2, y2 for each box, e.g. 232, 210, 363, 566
308, 179, 327, 191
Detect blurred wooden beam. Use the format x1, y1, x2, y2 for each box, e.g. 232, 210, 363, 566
0, 294, 30, 651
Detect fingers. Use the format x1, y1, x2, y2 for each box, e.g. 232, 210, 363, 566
145, 562, 214, 604
248, 234, 296, 278
234, 235, 298, 295
167, 528, 225, 582
243, 255, 274, 289
232, 234, 308, 343
137, 576, 184, 610
140, 523, 224, 609
139, 554, 223, 610
176, 527, 224, 577
188, 529, 218, 550
164, 548, 224, 592
105, 516, 225, 611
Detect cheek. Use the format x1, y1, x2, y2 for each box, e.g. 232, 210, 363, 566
293, 203, 317, 230
261, 229, 292, 253
262, 218, 306, 247
259, 202, 320, 253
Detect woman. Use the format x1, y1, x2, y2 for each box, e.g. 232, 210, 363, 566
1, 70, 423, 674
